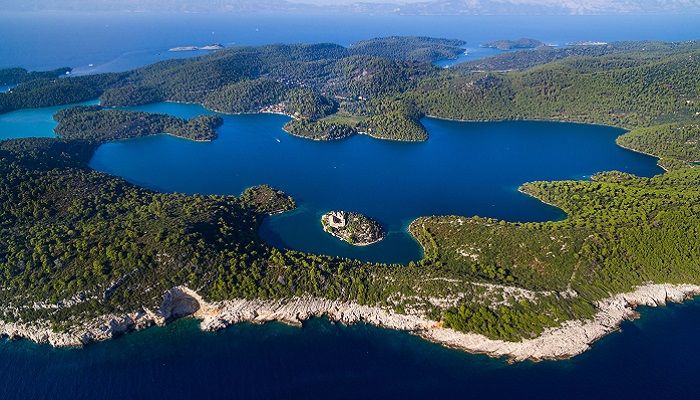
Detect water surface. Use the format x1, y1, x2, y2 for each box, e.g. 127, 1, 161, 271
0, 101, 96, 141
2, 13, 699, 71
0, 101, 662, 263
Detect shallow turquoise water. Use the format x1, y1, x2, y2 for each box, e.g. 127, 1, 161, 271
0, 101, 96, 141
87, 102, 662, 263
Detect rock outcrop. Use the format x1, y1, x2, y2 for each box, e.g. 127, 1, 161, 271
159, 286, 202, 321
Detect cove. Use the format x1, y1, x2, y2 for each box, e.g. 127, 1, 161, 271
86, 102, 663, 264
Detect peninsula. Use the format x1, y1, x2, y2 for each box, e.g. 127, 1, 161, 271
0, 36, 699, 362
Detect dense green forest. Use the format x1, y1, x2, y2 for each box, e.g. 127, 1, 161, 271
416, 41, 700, 129
0, 73, 125, 114
348, 36, 465, 63
54, 106, 223, 142
284, 118, 358, 141
0, 67, 71, 85
1, 36, 700, 343
482, 38, 545, 50
202, 78, 289, 114
617, 123, 700, 170
100, 84, 164, 107
457, 41, 700, 72
411, 167, 700, 339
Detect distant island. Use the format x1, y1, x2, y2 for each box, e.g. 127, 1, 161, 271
169, 43, 225, 52
568, 41, 609, 46
321, 211, 385, 246
483, 38, 545, 50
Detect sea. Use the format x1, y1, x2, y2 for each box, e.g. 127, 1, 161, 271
0, 11, 699, 399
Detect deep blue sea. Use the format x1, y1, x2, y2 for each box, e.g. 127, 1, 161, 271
2, 12, 700, 71
4, 300, 700, 399
0, 12, 698, 399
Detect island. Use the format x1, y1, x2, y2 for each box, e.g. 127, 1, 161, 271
0, 36, 699, 362
569, 41, 609, 46
169, 43, 225, 52
240, 185, 296, 215
482, 38, 545, 50
321, 211, 385, 246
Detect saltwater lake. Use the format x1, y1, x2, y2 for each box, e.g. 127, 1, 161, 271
87, 102, 661, 263
1, 101, 661, 263
0, 11, 698, 399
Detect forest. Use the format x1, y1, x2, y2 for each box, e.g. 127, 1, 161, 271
0, 67, 71, 86
54, 106, 223, 142
617, 123, 700, 170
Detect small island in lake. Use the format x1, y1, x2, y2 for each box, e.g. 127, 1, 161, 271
240, 185, 296, 215
483, 38, 545, 50
321, 211, 385, 246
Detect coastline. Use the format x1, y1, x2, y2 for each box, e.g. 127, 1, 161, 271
422, 113, 631, 130
169, 100, 425, 143
162, 131, 213, 143
517, 187, 568, 215
320, 224, 384, 246
2, 283, 699, 362
615, 140, 668, 172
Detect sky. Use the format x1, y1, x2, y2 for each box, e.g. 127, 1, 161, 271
298, 0, 421, 3
2, 0, 700, 14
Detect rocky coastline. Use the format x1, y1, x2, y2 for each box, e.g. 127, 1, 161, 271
2, 283, 699, 362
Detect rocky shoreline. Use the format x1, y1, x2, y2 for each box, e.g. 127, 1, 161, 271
1, 283, 699, 362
